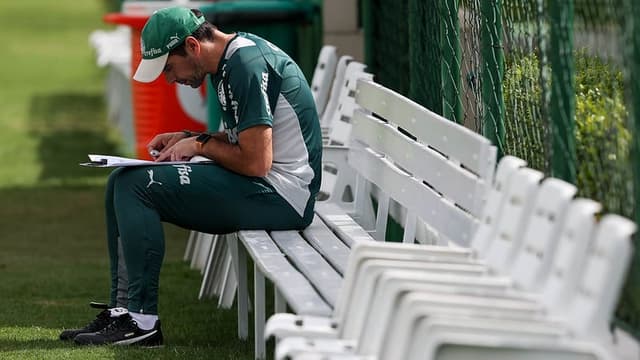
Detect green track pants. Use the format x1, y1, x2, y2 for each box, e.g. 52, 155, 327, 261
105, 163, 314, 314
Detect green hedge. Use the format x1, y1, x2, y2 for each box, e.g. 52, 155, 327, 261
574, 51, 632, 216
503, 50, 631, 217
503, 50, 636, 330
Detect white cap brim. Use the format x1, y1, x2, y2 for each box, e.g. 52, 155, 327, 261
133, 53, 169, 83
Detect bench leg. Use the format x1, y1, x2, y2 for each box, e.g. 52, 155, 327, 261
198, 234, 218, 299
218, 253, 237, 309
403, 213, 417, 244
228, 234, 249, 340
189, 234, 202, 269
374, 194, 390, 241
274, 287, 287, 314
210, 238, 226, 296
183, 230, 197, 262
254, 265, 266, 360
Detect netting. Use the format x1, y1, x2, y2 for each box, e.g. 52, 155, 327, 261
364, 0, 639, 336
364, 0, 411, 97
573, 0, 638, 333
501, 0, 548, 171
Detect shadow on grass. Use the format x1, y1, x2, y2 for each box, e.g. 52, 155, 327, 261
0, 338, 74, 352
28, 92, 121, 183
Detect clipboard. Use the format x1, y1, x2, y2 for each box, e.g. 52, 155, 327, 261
80, 154, 214, 168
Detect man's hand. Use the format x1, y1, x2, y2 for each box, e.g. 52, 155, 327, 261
147, 132, 191, 160
154, 137, 199, 162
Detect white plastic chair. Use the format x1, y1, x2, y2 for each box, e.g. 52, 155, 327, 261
377, 198, 603, 357
323, 62, 372, 146
272, 170, 604, 359
278, 208, 634, 360
316, 172, 575, 352
310, 45, 338, 118
386, 213, 635, 360
320, 55, 354, 131
318, 62, 373, 206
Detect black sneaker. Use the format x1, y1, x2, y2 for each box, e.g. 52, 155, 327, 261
74, 313, 163, 347
59, 302, 112, 341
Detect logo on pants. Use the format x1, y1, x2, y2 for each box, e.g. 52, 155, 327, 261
173, 164, 192, 185
146, 170, 163, 188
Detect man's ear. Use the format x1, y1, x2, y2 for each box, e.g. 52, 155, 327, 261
184, 36, 200, 55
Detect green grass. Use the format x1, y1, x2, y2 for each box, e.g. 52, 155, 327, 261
0, 0, 256, 358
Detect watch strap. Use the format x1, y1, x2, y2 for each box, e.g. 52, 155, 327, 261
182, 129, 199, 138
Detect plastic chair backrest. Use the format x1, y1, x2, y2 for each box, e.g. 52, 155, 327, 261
320, 61, 373, 207
326, 62, 372, 146
382, 293, 568, 360
565, 214, 636, 339
508, 177, 577, 291
309, 45, 337, 118
470, 155, 526, 256
482, 167, 544, 273
541, 198, 601, 313
320, 55, 353, 128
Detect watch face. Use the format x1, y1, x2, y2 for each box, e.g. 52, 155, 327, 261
196, 133, 212, 143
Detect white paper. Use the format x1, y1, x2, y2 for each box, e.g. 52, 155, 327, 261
81, 154, 213, 167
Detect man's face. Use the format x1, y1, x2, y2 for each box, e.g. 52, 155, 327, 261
163, 52, 206, 88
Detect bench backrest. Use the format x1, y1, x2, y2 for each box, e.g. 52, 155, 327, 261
349, 80, 496, 245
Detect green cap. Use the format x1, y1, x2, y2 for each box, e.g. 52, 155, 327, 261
133, 7, 205, 83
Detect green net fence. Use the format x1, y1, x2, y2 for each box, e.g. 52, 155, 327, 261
364, 0, 640, 337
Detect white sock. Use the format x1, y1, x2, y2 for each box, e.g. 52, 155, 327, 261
129, 312, 158, 330
109, 307, 128, 317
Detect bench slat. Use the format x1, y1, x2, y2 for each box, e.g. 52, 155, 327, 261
237, 230, 332, 316
302, 216, 352, 275
355, 80, 494, 179
348, 146, 478, 246
352, 110, 487, 216
270, 230, 344, 307
314, 202, 376, 246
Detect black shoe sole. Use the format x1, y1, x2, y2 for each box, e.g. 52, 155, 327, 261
74, 331, 164, 347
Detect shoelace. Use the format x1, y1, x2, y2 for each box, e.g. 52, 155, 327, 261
86, 310, 112, 331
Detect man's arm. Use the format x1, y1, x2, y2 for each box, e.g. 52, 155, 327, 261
201, 125, 272, 177
211, 131, 229, 143
155, 125, 272, 177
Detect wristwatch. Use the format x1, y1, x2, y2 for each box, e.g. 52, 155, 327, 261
195, 132, 212, 151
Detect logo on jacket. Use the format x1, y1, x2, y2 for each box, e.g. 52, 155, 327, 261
218, 81, 227, 110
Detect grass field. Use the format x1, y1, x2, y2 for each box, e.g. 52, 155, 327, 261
0, 1, 255, 358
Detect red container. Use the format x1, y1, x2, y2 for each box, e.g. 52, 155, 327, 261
104, 13, 207, 159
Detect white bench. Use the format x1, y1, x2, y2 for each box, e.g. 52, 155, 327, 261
231, 79, 497, 359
